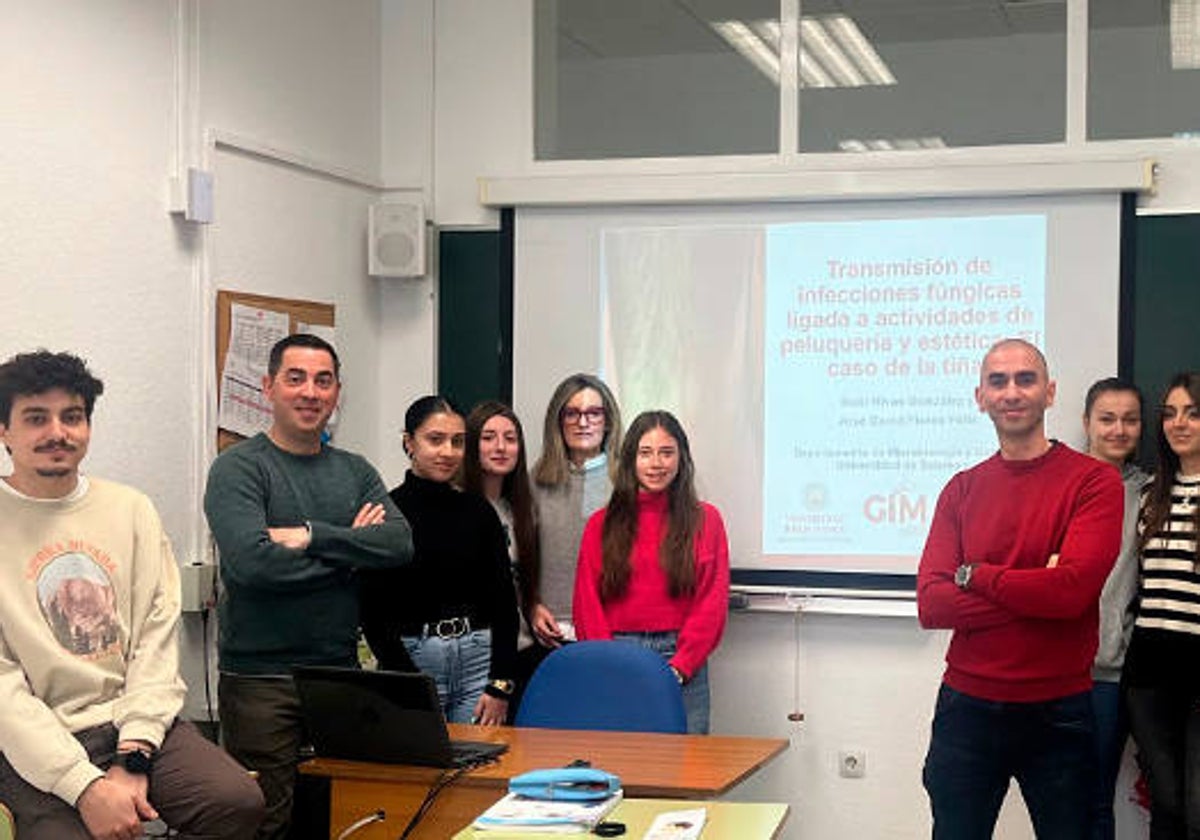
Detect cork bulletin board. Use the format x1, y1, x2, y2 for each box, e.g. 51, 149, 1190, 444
215, 290, 335, 452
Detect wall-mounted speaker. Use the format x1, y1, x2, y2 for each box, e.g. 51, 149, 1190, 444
369, 201, 426, 278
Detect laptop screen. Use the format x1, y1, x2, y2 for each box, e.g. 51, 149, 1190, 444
292, 666, 506, 768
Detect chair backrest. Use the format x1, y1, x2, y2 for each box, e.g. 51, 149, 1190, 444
515, 640, 687, 733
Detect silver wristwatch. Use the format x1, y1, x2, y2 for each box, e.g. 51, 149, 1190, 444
954, 563, 975, 590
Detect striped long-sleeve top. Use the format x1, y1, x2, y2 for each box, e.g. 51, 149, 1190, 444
1123, 472, 1200, 690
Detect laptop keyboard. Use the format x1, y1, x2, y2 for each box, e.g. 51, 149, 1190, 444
449, 739, 507, 767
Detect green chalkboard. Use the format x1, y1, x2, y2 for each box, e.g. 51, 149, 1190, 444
1132, 212, 1200, 464
436, 211, 514, 412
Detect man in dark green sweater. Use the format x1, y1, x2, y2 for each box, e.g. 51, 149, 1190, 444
204, 334, 412, 840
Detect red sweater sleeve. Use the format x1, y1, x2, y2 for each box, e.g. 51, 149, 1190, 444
572, 509, 612, 640
970, 464, 1123, 619
917, 475, 1019, 631
670, 504, 731, 678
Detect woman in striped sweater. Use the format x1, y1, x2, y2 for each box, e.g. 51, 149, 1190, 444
1124, 372, 1200, 840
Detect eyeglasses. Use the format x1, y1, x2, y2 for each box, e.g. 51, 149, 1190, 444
561, 407, 606, 425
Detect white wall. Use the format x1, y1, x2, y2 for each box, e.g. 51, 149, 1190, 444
0, 0, 398, 721
0, 0, 201, 553
377, 0, 437, 485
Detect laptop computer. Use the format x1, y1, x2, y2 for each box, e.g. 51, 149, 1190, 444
292, 666, 508, 768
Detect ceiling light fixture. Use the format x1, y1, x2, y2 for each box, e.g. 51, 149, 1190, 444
713, 15, 896, 89
838, 137, 947, 152
711, 20, 780, 81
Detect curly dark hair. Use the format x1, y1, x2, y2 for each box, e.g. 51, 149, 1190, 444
0, 350, 104, 425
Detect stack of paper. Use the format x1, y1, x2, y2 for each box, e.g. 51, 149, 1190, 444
472, 790, 624, 834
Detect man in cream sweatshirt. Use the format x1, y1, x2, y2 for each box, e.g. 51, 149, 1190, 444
0, 350, 263, 840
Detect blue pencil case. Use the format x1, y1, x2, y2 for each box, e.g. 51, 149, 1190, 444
508, 767, 621, 801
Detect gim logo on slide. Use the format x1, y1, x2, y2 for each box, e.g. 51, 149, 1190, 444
863, 492, 927, 525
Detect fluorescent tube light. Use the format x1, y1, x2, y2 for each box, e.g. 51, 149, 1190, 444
825, 15, 896, 85
712, 15, 896, 89
801, 17, 867, 86
838, 137, 948, 152
712, 20, 779, 82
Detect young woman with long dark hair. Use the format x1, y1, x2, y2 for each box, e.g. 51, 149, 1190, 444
360, 396, 517, 725
461, 401, 543, 720
1123, 372, 1200, 838
572, 410, 730, 734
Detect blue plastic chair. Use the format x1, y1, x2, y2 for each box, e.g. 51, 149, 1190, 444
515, 640, 687, 733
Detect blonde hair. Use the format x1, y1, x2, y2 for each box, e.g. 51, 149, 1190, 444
532, 374, 623, 487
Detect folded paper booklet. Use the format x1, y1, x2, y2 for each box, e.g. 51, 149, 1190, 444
472, 789, 624, 833
642, 807, 707, 840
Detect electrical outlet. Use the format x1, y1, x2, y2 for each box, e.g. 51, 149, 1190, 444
838, 749, 867, 778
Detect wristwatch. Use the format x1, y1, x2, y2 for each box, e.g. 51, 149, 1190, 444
954, 563, 976, 591
117, 748, 154, 775
485, 678, 515, 699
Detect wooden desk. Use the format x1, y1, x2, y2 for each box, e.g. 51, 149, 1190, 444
452, 798, 790, 840
300, 725, 788, 840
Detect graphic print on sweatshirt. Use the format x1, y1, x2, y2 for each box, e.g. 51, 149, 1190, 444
32, 545, 120, 659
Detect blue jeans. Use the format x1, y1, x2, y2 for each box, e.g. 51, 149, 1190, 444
923, 684, 1096, 840
403, 628, 491, 724
613, 630, 710, 734
1125, 684, 1200, 840
1090, 681, 1128, 840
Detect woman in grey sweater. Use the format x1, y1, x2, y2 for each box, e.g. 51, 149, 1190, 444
529, 374, 622, 650
1081, 376, 1147, 840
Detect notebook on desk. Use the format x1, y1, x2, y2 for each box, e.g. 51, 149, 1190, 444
292, 665, 508, 769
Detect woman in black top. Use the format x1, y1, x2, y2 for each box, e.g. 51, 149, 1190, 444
461, 400, 543, 722
361, 396, 517, 725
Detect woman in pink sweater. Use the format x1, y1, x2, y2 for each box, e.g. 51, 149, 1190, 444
572, 410, 730, 733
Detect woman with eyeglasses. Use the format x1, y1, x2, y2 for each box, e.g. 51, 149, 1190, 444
360, 396, 518, 725
1123, 372, 1200, 838
530, 374, 623, 652
1080, 377, 1147, 840
461, 401, 542, 721
573, 410, 730, 734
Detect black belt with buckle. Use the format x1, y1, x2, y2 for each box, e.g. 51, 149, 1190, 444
412, 616, 486, 639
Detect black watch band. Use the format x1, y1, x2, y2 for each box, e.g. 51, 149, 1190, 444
118, 749, 154, 775
484, 678, 515, 699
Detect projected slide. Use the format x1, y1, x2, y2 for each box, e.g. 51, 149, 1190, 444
763, 215, 1046, 561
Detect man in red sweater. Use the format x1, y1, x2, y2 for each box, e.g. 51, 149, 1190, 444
917, 339, 1124, 839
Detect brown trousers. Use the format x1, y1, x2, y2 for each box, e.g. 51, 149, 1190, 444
0, 719, 264, 839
